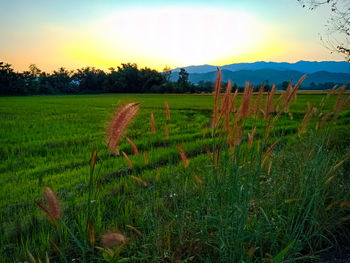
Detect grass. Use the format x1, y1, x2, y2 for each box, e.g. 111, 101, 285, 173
0, 81, 350, 262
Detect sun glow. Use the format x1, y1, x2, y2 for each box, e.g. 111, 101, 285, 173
1, 1, 343, 72
63, 7, 274, 70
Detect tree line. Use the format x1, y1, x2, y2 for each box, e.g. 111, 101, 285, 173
1, 61, 339, 96
0, 62, 208, 95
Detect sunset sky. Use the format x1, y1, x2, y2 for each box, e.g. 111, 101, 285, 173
0, 0, 344, 72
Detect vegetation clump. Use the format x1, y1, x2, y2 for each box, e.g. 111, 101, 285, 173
0, 70, 349, 262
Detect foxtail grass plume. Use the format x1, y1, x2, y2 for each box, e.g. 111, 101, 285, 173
325, 200, 340, 211
264, 121, 274, 140
248, 246, 255, 258
233, 119, 243, 146
264, 84, 276, 122
273, 93, 283, 114
238, 81, 253, 119
130, 175, 148, 187
122, 151, 133, 169
220, 80, 233, 132
101, 232, 126, 248
126, 225, 142, 236
298, 102, 315, 136
340, 201, 350, 208
35, 187, 61, 226
44, 187, 61, 220
327, 85, 338, 98
176, 144, 189, 168
248, 127, 256, 148
165, 101, 171, 120
283, 74, 307, 111
212, 68, 222, 135
164, 123, 169, 139
194, 174, 203, 184
126, 137, 139, 155
49, 240, 60, 254
220, 80, 232, 115
205, 146, 213, 161
262, 139, 280, 166
333, 84, 350, 120
253, 83, 264, 119
27, 250, 36, 263
150, 112, 156, 133
327, 158, 348, 177
285, 198, 303, 204
107, 102, 140, 155
325, 174, 336, 185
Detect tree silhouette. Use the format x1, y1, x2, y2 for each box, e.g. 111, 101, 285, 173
298, 0, 350, 62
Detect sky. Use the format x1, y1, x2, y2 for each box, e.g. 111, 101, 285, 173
0, 0, 345, 72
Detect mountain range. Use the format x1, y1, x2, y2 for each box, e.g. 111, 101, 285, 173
170, 61, 350, 87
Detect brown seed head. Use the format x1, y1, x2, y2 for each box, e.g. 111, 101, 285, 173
253, 83, 264, 118
238, 81, 253, 119
126, 137, 139, 155
44, 187, 61, 220
264, 84, 276, 122
205, 146, 213, 162
130, 175, 148, 187
262, 139, 280, 165
233, 119, 243, 146
176, 144, 189, 168
194, 174, 203, 184
164, 123, 169, 139
107, 102, 140, 155
248, 127, 256, 148
165, 101, 171, 120
333, 84, 350, 120
101, 232, 126, 248
150, 112, 156, 133
126, 225, 143, 236
122, 151, 133, 169
221, 80, 233, 131
212, 68, 222, 134
284, 74, 307, 111
340, 201, 350, 208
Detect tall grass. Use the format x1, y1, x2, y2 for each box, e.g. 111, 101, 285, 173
0, 74, 349, 262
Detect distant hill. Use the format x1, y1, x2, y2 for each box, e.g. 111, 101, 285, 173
170, 69, 350, 87
172, 61, 350, 74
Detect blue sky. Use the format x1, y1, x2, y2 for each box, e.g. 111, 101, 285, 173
0, 0, 342, 71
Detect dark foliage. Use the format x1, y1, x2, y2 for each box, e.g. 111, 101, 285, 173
0, 62, 201, 95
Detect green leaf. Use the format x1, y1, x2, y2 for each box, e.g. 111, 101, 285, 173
272, 241, 295, 263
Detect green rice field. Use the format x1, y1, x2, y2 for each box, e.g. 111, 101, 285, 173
0, 91, 349, 262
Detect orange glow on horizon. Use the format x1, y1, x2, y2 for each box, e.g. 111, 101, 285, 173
1, 6, 345, 72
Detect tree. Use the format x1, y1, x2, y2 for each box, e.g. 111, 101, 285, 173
177, 68, 190, 92
29, 64, 41, 77
73, 67, 107, 93
49, 67, 76, 94
281, 81, 289, 91
298, 0, 350, 62
162, 66, 172, 82
264, 80, 272, 92
0, 62, 25, 95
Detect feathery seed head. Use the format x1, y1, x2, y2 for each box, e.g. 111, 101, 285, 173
44, 187, 61, 220
107, 102, 140, 155
101, 232, 126, 248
